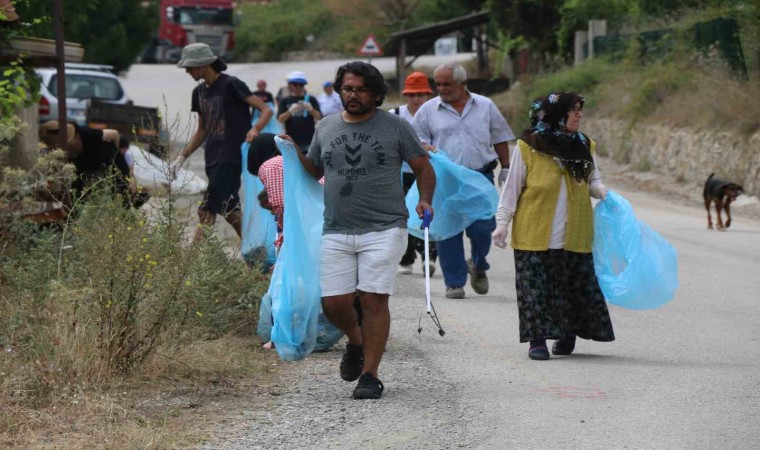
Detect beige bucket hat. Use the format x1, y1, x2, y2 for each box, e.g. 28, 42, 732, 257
176, 43, 218, 68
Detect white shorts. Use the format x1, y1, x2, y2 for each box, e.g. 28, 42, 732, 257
320, 227, 408, 297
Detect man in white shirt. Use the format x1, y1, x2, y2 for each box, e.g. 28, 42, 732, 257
413, 63, 515, 299
317, 81, 343, 116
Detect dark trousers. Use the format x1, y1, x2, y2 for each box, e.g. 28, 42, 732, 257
400, 172, 437, 266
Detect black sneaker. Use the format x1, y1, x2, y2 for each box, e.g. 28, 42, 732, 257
340, 343, 364, 382
353, 373, 384, 400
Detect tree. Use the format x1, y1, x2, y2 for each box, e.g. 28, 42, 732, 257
377, 0, 423, 27
410, 0, 487, 26
14, 0, 157, 73
487, 0, 562, 55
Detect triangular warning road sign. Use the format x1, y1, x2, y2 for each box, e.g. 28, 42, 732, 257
357, 34, 383, 56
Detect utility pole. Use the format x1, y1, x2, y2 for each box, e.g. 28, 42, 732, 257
53, 0, 67, 149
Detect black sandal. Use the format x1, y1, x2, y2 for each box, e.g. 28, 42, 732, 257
353, 373, 384, 399
552, 334, 577, 356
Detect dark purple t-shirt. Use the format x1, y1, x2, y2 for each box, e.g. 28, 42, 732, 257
73, 124, 129, 177
191, 73, 253, 168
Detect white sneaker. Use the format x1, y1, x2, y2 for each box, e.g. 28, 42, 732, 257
397, 264, 413, 275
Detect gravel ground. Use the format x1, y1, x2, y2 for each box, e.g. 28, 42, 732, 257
197, 155, 760, 449
200, 290, 470, 450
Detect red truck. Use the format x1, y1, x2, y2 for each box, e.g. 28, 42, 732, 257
142, 0, 236, 64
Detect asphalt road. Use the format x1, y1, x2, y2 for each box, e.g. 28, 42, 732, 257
122, 59, 760, 449
204, 179, 760, 450
120, 53, 476, 146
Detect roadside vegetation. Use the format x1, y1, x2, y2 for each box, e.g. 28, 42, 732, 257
493, 2, 759, 153
13, 0, 157, 73
2, 0, 758, 447
0, 118, 273, 447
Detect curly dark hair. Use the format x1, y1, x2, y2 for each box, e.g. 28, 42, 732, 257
333, 61, 387, 107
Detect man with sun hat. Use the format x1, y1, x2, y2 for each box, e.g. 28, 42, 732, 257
276, 70, 322, 153
171, 42, 272, 243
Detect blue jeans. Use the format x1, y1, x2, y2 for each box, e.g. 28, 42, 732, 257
436, 170, 497, 288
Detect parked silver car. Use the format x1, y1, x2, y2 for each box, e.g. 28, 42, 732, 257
36, 63, 130, 125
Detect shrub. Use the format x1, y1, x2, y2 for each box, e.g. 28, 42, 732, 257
1, 161, 269, 424
496, 58, 616, 133
236, 0, 335, 61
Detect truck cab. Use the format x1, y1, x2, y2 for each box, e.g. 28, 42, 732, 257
148, 0, 236, 64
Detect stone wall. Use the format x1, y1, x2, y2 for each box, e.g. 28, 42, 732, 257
584, 118, 760, 196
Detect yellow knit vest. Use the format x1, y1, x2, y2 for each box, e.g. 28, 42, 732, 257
510, 139, 596, 253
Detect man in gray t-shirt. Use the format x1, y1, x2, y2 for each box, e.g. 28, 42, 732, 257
287, 61, 435, 400
306, 105, 424, 235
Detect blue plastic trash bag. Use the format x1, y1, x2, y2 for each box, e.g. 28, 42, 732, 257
406, 150, 498, 241
257, 290, 343, 351
240, 142, 278, 269
592, 191, 679, 309
315, 314, 346, 353
251, 101, 283, 135
267, 137, 343, 360
257, 292, 273, 344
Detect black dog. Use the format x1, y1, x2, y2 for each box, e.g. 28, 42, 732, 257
704, 173, 744, 230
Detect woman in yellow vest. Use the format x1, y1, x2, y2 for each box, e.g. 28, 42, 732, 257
491, 92, 615, 360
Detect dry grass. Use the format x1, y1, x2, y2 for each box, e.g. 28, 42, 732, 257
0, 336, 278, 449
492, 57, 759, 139
0, 183, 271, 448
647, 65, 760, 135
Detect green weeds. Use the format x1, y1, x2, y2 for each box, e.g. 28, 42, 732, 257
0, 119, 271, 446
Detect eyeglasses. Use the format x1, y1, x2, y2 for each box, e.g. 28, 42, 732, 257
569, 105, 583, 114
340, 86, 372, 97
288, 82, 305, 87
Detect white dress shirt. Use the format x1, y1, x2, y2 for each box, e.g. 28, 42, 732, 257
392, 104, 415, 174
317, 91, 343, 116
412, 91, 515, 170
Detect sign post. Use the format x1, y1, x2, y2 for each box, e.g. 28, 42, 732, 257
357, 34, 383, 64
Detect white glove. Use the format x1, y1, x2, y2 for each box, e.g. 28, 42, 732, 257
288, 103, 304, 115
168, 155, 186, 180
302, 101, 314, 112
591, 184, 608, 200
498, 167, 509, 187
492, 223, 509, 249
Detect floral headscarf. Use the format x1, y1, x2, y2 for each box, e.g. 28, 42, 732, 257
520, 92, 594, 183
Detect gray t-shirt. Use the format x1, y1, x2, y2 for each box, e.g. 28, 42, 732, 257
307, 109, 427, 235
